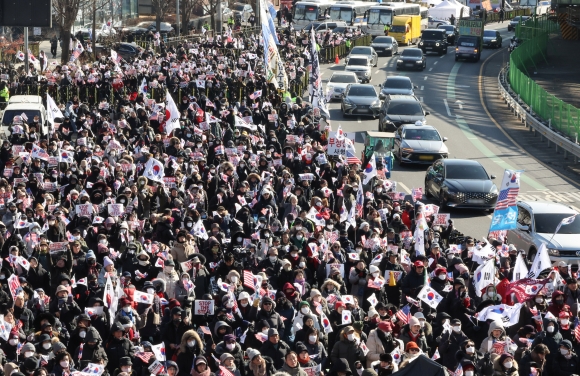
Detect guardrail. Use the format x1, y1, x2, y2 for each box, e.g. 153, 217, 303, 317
485, 8, 531, 24
319, 34, 372, 63
498, 64, 580, 162
507, 14, 580, 148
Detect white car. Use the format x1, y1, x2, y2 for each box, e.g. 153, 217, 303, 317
428, 17, 450, 28
79, 23, 117, 42
325, 72, 359, 100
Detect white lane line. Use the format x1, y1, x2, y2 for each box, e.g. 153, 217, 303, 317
375, 70, 380, 75
331, 64, 337, 67
384, 62, 389, 66
424, 76, 428, 81
420, 85, 424, 90
486, 214, 493, 219
357, 117, 362, 123
443, 99, 454, 117
321, 71, 325, 76
434, 61, 438, 65
429, 68, 433, 71
456, 85, 471, 88
398, 182, 412, 194
440, 55, 444, 59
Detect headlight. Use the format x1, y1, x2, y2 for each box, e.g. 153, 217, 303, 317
436, 43, 440, 47
447, 191, 460, 196
344, 98, 354, 105
401, 148, 414, 153
548, 248, 560, 256
364, 71, 370, 76
491, 39, 497, 42
397, 59, 403, 64
416, 60, 422, 64
371, 101, 381, 108
419, 42, 424, 46
327, 85, 334, 92
490, 185, 498, 194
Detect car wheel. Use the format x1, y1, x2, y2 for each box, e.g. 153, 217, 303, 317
425, 182, 433, 198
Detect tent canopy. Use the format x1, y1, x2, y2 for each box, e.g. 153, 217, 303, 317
391, 355, 450, 376
428, 0, 470, 20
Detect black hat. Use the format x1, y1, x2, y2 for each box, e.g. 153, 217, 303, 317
380, 353, 393, 362
119, 357, 133, 366
23, 357, 39, 372
171, 306, 184, 315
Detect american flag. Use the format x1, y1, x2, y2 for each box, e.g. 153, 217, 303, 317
454, 363, 463, 376
135, 352, 154, 363
200, 326, 212, 335
574, 317, 580, 343
356, 185, 364, 217
326, 294, 338, 305
243, 270, 255, 290
395, 304, 411, 324
219, 366, 235, 376
346, 150, 362, 165
326, 231, 339, 244
78, 343, 84, 360
495, 187, 519, 210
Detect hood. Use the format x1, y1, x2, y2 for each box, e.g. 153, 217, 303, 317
402, 139, 446, 153
283, 282, 296, 293
543, 317, 560, 334
260, 296, 276, 310
345, 65, 370, 72
381, 88, 414, 96
536, 232, 579, 248
179, 329, 203, 353
444, 179, 495, 193
330, 358, 352, 374
321, 279, 341, 291
487, 320, 505, 337
399, 55, 423, 62
166, 361, 179, 374
213, 320, 232, 336
347, 95, 378, 106
385, 114, 426, 123
152, 278, 166, 292
492, 354, 519, 372
552, 290, 565, 299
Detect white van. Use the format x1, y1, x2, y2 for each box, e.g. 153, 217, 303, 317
1, 95, 50, 137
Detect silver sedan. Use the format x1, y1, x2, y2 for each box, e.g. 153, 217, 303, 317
345, 46, 378, 67
370, 36, 399, 56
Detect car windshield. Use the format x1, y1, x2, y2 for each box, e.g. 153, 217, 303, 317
136, 22, 152, 28
438, 25, 454, 31
391, 25, 406, 33
330, 74, 357, 83
401, 49, 422, 57
303, 23, 321, 31
348, 86, 376, 96
484, 30, 497, 37
422, 31, 443, 40
373, 37, 392, 44
384, 79, 412, 89
2, 110, 41, 127
387, 102, 423, 115
445, 164, 489, 180
350, 47, 370, 55
534, 213, 580, 234
403, 128, 441, 141
348, 58, 368, 66
234, 4, 246, 11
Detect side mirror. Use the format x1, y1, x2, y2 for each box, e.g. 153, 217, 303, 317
517, 223, 529, 232
379, 93, 386, 100
490, 175, 496, 179
414, 85, 418, 89
443, 137, 448, 142
425, 111, 430, 115
395, 134, 401, 140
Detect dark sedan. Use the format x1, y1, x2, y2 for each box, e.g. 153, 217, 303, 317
437, 25, 458, 45
396, 48, 426, 71
508, 16, 530, 31
483, 29, 503, 48
424, 159, 498, 210
122, 21, 173, 36
114, 43, 142, 60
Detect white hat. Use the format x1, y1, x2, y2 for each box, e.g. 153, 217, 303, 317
103, 256, 114, 268
369, 265, 380, 274
368, 308, 379, 318
238, 292, 251, 301
246, 348, 261, 360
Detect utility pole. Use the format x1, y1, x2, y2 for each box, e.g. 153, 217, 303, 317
24, 28, 29, 75
176, 0, 180, 37
217, 1, 222, 35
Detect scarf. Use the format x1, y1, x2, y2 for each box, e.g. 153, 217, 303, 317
191, 369, 210, 376
249, 357, 267, 376
298, 355, 311, 365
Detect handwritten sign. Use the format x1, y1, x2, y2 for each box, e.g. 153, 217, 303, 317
49, 242, 68, 254
107, 204, 125, 217
194, 300, 215, 315
433, 213, 451, 226
76, 203, 93, 217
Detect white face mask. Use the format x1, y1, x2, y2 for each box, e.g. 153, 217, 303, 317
301, 307, 309, 314
269, 256, 277, 262
60, 361, 69, 369
43, 343, 51, 349
187, 222, 193, 227
465, 371, 474, 376
296, 235, 303, 240
453, 326, 461, 332
139, 260, 148, 265
226, 302, 234, 309
25, 351, 35, 357
123, 306, 131, 313
165, 266, 174, 273
561, 348, 569, 355
79, 330, 86, 338
121, 367, 131, 373
9, 339, 18, 346
309, 335, 317, 343
466, 346, 475, 354
438, 274, 446, 280
347, 334, 355, 341
241, 302, 248, 307
230, 276, 238, 283
547, 326, 555, 333
536, 298, 543, 303
226, 343, 235, 350
561, 319, 569, 325
295, 226, 302, 231
236, 237, 242, 242
372, 272, 379, 278
187, 340, 196, 348
262, 329, 269, 335
299, 262, 306, 268
503, 362, 513, 369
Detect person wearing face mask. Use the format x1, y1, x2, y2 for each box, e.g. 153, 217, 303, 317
362, 265, 388, 312
175, 330, 204, 373
156, 259, 179, 300
479, 321, 508, 354
214, 334, 245, 372
330, 326, 366, 374
169, 231, 195, 264
437, 318, 469, 370
481, 284, 503, 304
532, 317, 563, 359
456, 340, 494, 376
366, 320, 399, 368
52, 352, 75, 376
74, 326, 108, 371
162, 307, 193, 361
430, 267, 451, 298
20, 342, 37, 360
174, 271, 196, 306
553, 339, 578, 376
113, 357, 133, 376
115, 297, 142, 329
491, 353, 518, 376
548, 290, 570, 317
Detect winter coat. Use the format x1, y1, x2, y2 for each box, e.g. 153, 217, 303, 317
260, 339, 291, 370
366, 328, 399, 367
439, 330, 469, 370
552, 351, 580, 376
399, 324, 430, 354
249, 297, 285, 332
401, 267, 427, 299
170, 242, 196, 264
105, 336, 134, 372
493, 353, 519, 376
157, 270, 179, 299
330, 327, 366, 374
173, 280, 196, 306
531, 319, 563, 357
278, 363, 308, 376
519, 350, 547, 376
176, 330, 204, 375
479, 321, 508, 354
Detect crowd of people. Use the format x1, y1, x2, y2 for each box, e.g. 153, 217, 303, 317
0, 9, 576, 376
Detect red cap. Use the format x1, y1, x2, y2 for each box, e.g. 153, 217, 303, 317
405, 341, 420, 351
378, 321, 392, 332
559, 311, 570, 318
435, 267, 447, 275
335, 301, 346, 309
414, 260, 424, 267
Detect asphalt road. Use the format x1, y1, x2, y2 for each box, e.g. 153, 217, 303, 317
320, 23, 580, 238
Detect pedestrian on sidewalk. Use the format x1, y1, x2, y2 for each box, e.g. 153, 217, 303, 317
450, 14, 456, 25
499, 8, 505, 23
50, 35, 58, 58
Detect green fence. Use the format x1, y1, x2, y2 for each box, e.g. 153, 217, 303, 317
509, 14, 580, 138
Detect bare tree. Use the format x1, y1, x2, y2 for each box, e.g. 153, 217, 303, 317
152, 0, 173, 33
181, 0, 199, 34
53, 0, 87, 63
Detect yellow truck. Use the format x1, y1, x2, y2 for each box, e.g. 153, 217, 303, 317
390, 15, 421, 45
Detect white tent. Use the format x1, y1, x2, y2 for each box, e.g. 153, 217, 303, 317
428, 0, 470, 20
420, 0, 442, 6
447, 0, 471, 15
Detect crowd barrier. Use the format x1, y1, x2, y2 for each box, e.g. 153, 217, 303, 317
319, 34, 372, 63
508, 14, 580, 140
485, 8, 531, 24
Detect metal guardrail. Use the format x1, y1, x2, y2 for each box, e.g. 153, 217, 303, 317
498, 64, 580, 162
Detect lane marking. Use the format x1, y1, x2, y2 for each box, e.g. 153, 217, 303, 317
429, 68, 433, 71
440, 55, 445, 59
384, 62, 389, 66
456, 85, 471, 88
357, 117, 362, 123
434, 61, 438, 65
331, 64, 337, 67
398, 182, 412, 194
424, 76, 428, 81
375, 70, 380, 75
420, 85, 424, 90
443, 99, 454, 117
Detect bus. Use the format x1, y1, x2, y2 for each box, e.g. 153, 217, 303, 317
293, 0, 334, 30
364, 3, 429, 37
328, 1, 379, 25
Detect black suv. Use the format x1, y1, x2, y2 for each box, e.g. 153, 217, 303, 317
419, 29, 448, 55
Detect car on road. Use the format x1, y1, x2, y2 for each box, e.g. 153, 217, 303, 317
370, 36, 398, 56
122, 21, 174, 36
455, 35, 481, 62
326, 72, 359, 101
378, 95, 429, 132
394, 122, 449, 165
482, 29, 503, 48
332, 26, 357, 34
341, 84, 382, 117
378, 76, 416, 99
508, 16, 530, 31
507, 201, 580, 264
79, 24, 117, 42
437, 24, 458, 45
396, 48, 426, 71
345, 46, 378, 67
305, 21, 348, 33
114, 42, 142, 60
344, 55, 372, 83
232, 2, 254, 22
419, 29, 448, 55
424, 159, 498, 210
428, 16, 450, 28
